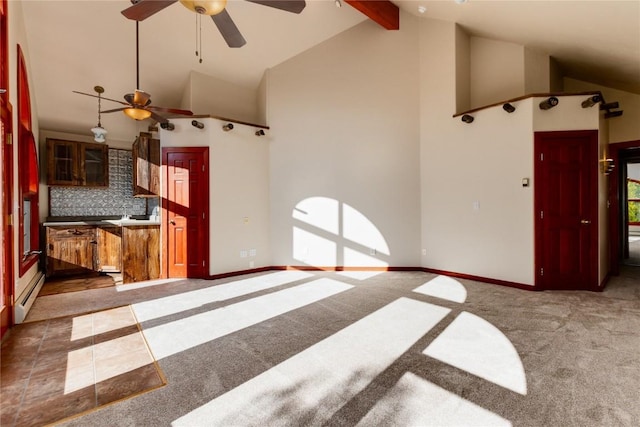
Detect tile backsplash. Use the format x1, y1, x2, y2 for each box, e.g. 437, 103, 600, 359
49, 149, 158, 217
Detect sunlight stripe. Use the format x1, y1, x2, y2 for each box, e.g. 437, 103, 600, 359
143, 278, 352, 360
172, 297, 450, 426
132, 270, 314, 322
358, 372, 511, 426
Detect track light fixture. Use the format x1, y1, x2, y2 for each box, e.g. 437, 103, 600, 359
600, 102, 619, 111
192, 120, 205, 129
335, 0, 342, 7
222, 123, 234, 132
539, 97, 559, 110
461, 114, 474, 124
581, 95, 601, 108
502, 103, 516, 113
160, 122, 175, 131
604, 110, 623, 119
255, 129, 265, 136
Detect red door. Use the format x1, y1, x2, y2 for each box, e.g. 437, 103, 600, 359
163, 148, 209, 278
535, 130, 599, 290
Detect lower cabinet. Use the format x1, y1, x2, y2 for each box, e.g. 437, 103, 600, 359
122, 226, 160, 284
46, 224, 159, 283
96, 226, 122, 273
46, 226, 96, 277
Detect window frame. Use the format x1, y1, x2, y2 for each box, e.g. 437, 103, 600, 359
17, 45, 39, 276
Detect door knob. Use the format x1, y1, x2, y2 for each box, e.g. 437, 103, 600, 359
170, 220, 176, 225
581, 219, 591, 224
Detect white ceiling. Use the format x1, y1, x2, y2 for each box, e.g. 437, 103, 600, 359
19, 0, 640, 143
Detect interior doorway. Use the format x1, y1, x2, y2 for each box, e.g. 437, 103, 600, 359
608, 141, 640, 274
162, 147, 210, 279
534, 130, 599, 290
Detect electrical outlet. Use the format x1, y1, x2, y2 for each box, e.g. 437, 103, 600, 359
249, 261, 255, 268
369, 248, 377, 256
422, 249, 427, 255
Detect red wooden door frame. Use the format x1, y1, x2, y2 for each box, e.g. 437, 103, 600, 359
608, 140, 640, 275
1, 102, 13, 338
534, 130, 599, 290
162, 147, 209, 279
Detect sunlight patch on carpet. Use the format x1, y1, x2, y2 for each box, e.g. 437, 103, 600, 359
423, 311, 527, 395
144, 278, 353, 360
171, 298, 450, 426
358, 372, 511, 426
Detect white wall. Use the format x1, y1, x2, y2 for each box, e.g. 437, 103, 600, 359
524, 47, 550, 94
470, 37, 525, 108
181, 70, 260, 124
266, 12, 421, 268
161, 117, 270, 275
564, 77, 640, 143
420, 19, 536, 285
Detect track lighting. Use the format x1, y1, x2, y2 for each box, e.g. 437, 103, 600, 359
502, 103, 516, 113
604, 110, 623, 119
539, 97, 559, 110
461, 114, 474, 124
335, 0, 342, 7
222, 123, 234, 132
581, 95, 601, 108
255, 129, 265, 136
160, 122, 175, 131
600, 102, 619, 111
192, 120, 205, 129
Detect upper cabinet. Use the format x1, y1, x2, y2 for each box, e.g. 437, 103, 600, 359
132, 132, 160, 197
46, 138, 109, 187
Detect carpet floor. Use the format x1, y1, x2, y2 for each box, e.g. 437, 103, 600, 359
6, 266, 640, 426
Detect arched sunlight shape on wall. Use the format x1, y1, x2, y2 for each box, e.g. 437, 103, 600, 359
292, 197, 390, 271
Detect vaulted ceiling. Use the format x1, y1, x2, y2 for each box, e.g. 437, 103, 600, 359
18, 0, 640, 142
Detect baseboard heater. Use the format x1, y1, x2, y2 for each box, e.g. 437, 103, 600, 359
14, 272, 45, 324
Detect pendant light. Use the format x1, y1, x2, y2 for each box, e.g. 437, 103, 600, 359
90, 86, 108, 142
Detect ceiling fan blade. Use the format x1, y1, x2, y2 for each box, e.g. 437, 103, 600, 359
211, 10, 246, 48
148, 106, 194, 116
245, 0, 306, 14
73, 91, 129, 106
121, 0, 177, 21
149, 111, 169, 124
101, 107, 128, 114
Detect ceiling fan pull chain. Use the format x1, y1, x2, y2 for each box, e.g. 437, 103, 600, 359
195, 14, 198, 58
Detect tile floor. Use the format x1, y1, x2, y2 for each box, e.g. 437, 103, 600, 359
0, 306, 164, 427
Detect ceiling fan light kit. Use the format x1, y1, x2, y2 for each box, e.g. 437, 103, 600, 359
124, 107, 153, 121
180, 0, 227, 15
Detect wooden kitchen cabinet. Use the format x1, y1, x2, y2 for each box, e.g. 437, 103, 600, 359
122, 225, 160, 283
132, 132, 160, 197
96, 226, 122, 272
47, 138, 109, 187
46, 226, 96, 277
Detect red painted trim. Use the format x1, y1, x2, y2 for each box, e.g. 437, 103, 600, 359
421, 267, 537, 291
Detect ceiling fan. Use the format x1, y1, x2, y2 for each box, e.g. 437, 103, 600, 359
73, 21, 193, 124
121, 0, 307, 48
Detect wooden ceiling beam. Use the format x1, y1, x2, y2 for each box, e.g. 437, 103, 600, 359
345, 0, 399, 30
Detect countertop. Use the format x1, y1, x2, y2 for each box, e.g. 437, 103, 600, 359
43, 219, 160, 227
